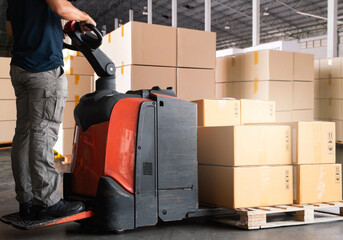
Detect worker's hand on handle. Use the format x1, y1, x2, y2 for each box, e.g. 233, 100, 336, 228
79, 12, 96, 34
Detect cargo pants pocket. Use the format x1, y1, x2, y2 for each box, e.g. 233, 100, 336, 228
43, 89, 68, 123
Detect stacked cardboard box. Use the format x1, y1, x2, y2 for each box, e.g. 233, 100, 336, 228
293, 121, 341, 204
0, 57, 16, 142
215, 50, 314, 123
314, 58, 343, 141
54, 50, 95, 157
100, 21, 216, 101
195, 99, 293, 208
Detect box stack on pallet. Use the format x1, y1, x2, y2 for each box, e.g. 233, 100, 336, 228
195, 99, 294, 209
53, 50, 95, 160
293, 121, 341, 204
0, 57, 16, 144
194, 98, 343, 229
215, 50, 314, 123
314, 58, 343, 142
100, 21, 216, 101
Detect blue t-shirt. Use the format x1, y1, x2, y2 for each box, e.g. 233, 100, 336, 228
6, 0, 64, 73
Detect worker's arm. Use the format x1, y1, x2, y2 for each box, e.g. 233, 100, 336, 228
6, 21, 12, 39
45, 0, 96, 27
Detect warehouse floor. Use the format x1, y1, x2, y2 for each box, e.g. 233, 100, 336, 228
1, 146, 343, 240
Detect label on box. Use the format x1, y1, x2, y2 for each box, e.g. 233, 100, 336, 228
328, 131, 334, 155
336, 166, 341, 183
269, 103, 274, 117
234, 102, 239, 117
285, 130, 290, 152
285, 170, 290, 190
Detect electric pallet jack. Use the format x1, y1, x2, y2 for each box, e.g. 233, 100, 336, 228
1, 21, 232, 231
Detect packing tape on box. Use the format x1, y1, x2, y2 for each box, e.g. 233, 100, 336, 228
75, 95, 80, 106
108, 33, 111, 43
254, 51, 259, 65
70, 67, 74, 75
254, 78, 259, 94
121, 65, 124, 75
75, 75, 80, 85
121, 25, 124, 37
328, 58, 333, 66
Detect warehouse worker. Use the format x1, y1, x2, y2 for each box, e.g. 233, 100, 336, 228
6, 0, 96, 220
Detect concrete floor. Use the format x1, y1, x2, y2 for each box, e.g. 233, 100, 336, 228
1, 147, 343, 240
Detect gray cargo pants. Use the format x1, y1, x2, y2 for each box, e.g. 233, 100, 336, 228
10, 65, 68, 207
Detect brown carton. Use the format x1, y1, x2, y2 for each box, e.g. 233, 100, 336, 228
66, 75, 94, 102
293, 53, 314, 81
0, 57, 11, 78
296, 121, 335, 164
177, 68, 215, 101
240, 99, 275, 124
193, 99, 240, 126
0, 78, 15, 100
294, 164, 342, 204
318, 99, 342, 120
198, 125, 291, 166
101, 22, 177, 67
318, 78, 342, 99
293, 82, 314, 110
115, 65, 176, 93
198, 165, 293, 208
0, 100, 16, 121
215, 56, 233, 82
292, 110, 314, 122
319, 58, 342, 79
336, 120, 343, 142
276, 111, 292, 123
0, 121, 15, 142
61, 102, 76, 129
314, 60, 320, 80
64, 56, 94, 75
232, 81, 293, 111
215, 83, 233, 99
244, 50, 293, 81
177, 28, 216, 69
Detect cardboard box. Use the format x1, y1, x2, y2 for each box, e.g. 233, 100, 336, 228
0, 78, 15, 100
293, 82, 314, 110
215, 56, 233, 83
101, 22, 177, 67
294, 164, 342, 204
198, 125, 291, 166
240, 99, 275, 124
296, 121, 335, 164
0, 57, 11, 78
193, 99, 240, 126
292, 110, 314, 122
198, 165, 293, 208
319, 58, 342, 79
293, 53, 314, 81
66, 75, 94, 102
61, 102, 76, 129
335, 120, 343, 142
314, 60, 320, 80
244, 50, 293, 81
64, 56, 94, 75
276, 111, 292, 123
54, 128, 74, 156
318, 78, 342, 99
0, 121, 15, 142
232, 81, 293, 111
317, 99, 342, 120
314, 80, 319, 98
177, 28, 216, 69
215, 83, 233, 99
115, 65, 176, 93
177, 68, 215, 101
0, 100, 16, 121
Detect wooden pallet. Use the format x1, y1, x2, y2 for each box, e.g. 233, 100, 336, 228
212, 202, 343, 230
